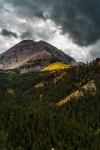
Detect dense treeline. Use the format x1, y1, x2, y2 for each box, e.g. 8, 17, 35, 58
0, 58, 100, 149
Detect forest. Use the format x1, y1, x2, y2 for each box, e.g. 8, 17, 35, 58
0, 58, 100, 150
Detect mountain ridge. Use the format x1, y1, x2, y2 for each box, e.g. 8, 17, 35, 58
0, 40, 77, 72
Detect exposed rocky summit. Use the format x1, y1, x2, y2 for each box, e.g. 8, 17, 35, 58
0, 40, 77, 72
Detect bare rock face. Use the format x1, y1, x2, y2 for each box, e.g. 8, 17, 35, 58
0, 40, 77, 72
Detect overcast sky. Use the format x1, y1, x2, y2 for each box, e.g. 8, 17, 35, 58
0, 0, 100, 62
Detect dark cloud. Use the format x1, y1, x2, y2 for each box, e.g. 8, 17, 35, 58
2, 29, 18, 38
50, 0, 100, 46
86, 42, 100, 61
33, 11, 48, 21
20, 31, 34, 40
3, 0, 100, 46
90, 49, 100, 58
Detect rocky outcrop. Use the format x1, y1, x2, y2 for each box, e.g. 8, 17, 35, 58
77, 62, 85, 66
57, 80, 96, 106
0, 40, 77, 72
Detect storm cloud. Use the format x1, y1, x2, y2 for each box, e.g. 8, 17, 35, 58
0, 0, 100, 62
33, 11, 48, 21
51, 0, 100, 46
20, 31, 34, 40
85, 42, 100, 62
2, 29, 18, 38
3, 0, 100, 46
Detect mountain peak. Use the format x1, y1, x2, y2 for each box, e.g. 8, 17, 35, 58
16, 40, 35, 46
20, 40, 34, 43
0, 40, 77, 71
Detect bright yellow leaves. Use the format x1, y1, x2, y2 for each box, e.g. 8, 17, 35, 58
42, 62, 71, 71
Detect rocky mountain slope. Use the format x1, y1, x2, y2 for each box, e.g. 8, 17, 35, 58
0, 40, 77, 72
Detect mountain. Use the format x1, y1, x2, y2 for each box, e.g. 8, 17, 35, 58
0, 40, 77, 72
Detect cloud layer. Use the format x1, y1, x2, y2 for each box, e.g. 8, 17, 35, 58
0, 0, 100, 62
3, 0, 100, 46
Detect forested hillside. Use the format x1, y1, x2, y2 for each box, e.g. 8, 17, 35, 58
0, 58, 100, 150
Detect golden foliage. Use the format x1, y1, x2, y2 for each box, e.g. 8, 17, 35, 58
42, 62, 71, 71
6, 88, 14, 94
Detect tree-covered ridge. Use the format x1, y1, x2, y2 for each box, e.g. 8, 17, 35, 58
0, 58, 100, 149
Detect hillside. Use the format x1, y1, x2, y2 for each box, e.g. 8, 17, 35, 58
0, 58, 100, 149
57, 80, 96, 105
0, 40, 77, 72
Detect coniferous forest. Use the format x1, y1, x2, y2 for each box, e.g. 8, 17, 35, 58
0, 58, 100, 150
